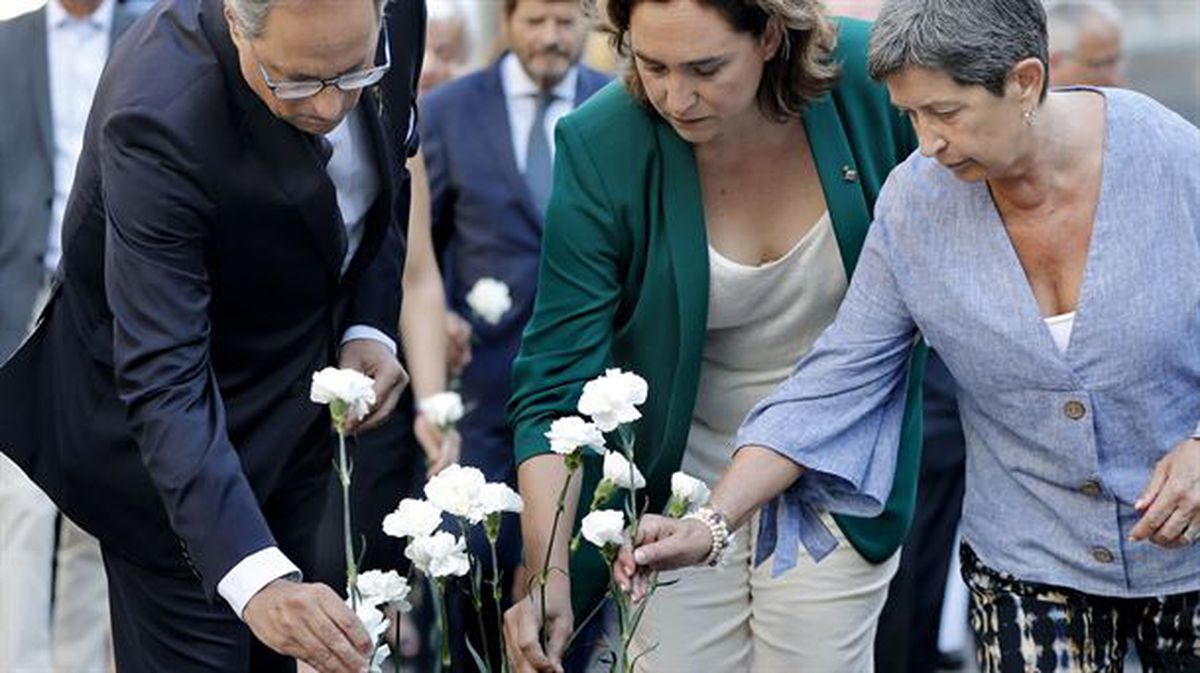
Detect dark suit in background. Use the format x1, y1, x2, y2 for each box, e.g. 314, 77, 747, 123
0, 0, 422, 669
419, 57, 609, 670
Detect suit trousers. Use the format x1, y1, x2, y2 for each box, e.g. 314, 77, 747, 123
0, 280, 112, 672
101, 458, 329, 673
627, 512, 899, 672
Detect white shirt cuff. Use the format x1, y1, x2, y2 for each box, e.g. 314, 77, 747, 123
342, 325, 397, 356
1192, 420, 1200, 439
217, 547, 302, 620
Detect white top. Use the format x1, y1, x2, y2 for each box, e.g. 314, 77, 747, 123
500, 52, 577, 173
1043, 311, 1076, 354
45, 0, 115, 272
682, 213, 847, 486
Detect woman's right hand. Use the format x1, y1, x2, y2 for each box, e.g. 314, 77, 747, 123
504, 574, 574, 673
614, 514, 714, 600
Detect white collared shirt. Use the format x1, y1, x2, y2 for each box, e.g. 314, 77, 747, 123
45, 0, 115, 272
500, 53, 577, 174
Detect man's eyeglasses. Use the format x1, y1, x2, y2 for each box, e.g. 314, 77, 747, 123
252, 25, 391, 101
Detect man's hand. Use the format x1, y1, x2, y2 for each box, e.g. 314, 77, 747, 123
414, 413, 461, 475
445, 311, 473, 377
243, 579, 372, 673
1131, 437, 1200, 548
339, 338, 408, 433
504, 573, 573, 673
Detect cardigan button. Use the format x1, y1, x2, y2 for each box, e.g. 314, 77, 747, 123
1080, 480, 1102, 497
1063, 400, 1087, 421
841, 165, 859, 183
1090, 546, 1115, 564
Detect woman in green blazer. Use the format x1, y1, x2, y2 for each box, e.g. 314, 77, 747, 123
504, 0, 925, 670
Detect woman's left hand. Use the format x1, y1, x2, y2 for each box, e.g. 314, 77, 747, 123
1131, 437, 1200, 548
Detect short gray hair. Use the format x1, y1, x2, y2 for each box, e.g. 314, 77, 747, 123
225, 0, 390, 38
867, 0, 1050, 101
1045, 0, 1121, 56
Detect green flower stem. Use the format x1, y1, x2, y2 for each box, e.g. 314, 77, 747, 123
487, 531, 510, 673
539, 455, 579, 651
433, 577, 451, 671
336, 431, 358, 610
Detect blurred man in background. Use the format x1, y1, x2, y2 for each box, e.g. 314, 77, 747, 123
419, 0, 608, 668
1047, 0, 1125, 87
0, 0, 145, 669
420, 0, 472, 93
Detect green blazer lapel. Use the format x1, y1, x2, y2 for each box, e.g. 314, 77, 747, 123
803, 96, 872, 277
652, 121, 708, 477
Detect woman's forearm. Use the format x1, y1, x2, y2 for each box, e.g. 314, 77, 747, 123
399, 149, 448, 400
517, 453, 583, 578
709, 445, 806, 531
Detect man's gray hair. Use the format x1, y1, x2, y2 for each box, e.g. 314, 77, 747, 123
867, 0, 1050, 100
1045, 0, 1121, 56
225, 0, 390, 38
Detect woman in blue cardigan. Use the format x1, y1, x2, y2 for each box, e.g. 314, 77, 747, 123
503, 0, 926, 670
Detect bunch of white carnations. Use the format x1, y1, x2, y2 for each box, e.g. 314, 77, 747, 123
536, 368, 708, 672
382, 464, 523, 672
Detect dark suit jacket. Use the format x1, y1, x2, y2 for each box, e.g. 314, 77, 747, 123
0, 0, 145, 360
0, 0, 423, 600
419, 60, 609, 483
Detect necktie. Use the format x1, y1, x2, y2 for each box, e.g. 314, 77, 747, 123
524, 91, 554, 216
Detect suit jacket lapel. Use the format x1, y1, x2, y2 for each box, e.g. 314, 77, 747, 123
802, 95, 872, 277
29, 9, 53, 169
341, 89, 395, 282
654, 119, 708, 477
477, 63, 542, 225
110, 2, 139, 48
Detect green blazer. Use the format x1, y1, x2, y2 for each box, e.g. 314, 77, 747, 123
508, 18, 927, 614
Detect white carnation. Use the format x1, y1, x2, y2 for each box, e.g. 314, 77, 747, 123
577, 368, 648, 432
404, 531, 471, 578
382, 498, 444, 540
418, 392, 465, 429
310, 367, 377, 424
580, 509, 626, 549
670, 472, 711, 509
602, 451, 646, 490
479, 482, 524, 515
423, 464, 487, 523
544, 416, 606, 456
356, 570, 412, 611
465, 278, 513, 325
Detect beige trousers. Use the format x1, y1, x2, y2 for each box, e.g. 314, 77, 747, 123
628, 514, 899, 673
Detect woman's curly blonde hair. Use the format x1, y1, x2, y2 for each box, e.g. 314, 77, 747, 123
595, 0, 840, 121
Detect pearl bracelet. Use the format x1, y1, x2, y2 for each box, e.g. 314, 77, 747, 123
684, 506, 733, 567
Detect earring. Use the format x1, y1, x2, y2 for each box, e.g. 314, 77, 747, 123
1023, 108, 1038, 126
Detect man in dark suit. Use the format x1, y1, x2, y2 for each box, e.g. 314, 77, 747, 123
0, 1, 146, 669
418, 0, 608, 667
0, 0, 422, 670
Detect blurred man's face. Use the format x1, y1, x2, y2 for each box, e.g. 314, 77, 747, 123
504, 0, 587, 90
1050, 15, 1124, 87
420, 15, 468, 93
227, 0, 380, 135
